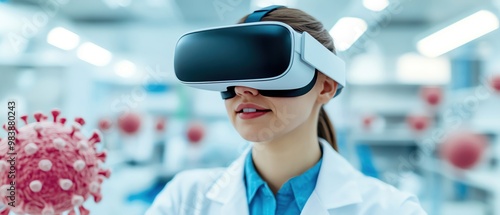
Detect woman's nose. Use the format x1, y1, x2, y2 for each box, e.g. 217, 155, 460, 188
234, 86, 259, 97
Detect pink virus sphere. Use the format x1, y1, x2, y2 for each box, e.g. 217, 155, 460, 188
407, 114, 431, 132
155, 117, 167, 132
421, 86, 443, 106
97, 118, 112, 132
187, 123, 205, 144
0, 109, 110, 215
117, 112, 141, 135
362, 114, 376, 130
491, 75, 500, 92
440, 132, 487, 169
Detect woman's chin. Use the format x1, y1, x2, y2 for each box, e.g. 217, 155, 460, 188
236, 127, 277, 143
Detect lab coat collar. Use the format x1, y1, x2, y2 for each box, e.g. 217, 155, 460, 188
310, 138, 363, 209
205, 138, 363, 213
205, 144, 251, 214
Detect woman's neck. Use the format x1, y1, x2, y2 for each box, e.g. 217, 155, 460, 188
250, 115, 322, 194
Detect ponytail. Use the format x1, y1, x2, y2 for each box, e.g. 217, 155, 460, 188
318, 107, 338, 151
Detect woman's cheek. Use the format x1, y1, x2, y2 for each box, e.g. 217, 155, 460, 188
273, 100, 310, 133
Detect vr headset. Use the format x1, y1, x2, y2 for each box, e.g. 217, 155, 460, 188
174, 5, 346, 99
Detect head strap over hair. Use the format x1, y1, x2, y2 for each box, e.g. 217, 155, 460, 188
244, 5, 285, 23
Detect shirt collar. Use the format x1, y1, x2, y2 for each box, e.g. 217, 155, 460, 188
289, 156, 322, 209
243, 149, 265, 203
243, 147, 323, 208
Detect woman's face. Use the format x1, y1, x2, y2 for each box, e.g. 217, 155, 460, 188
224, 74, 336, 142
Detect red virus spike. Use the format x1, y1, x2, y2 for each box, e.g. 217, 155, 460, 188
0, 208, 10, 215
78, 206, 90, 215
96, 151, 107, 162
98, 169, 111, 178
69, 123, 81, 137
3, 124, 19, 134
59, 117, 67, 125
21, 115, 28, 125
42, 115, 48, 121
33, 112, 43, 122
0, 109, 110, 215
34, 124, 42, 138
92, 193, 103, 203
75, 117, 85, 126
88, 131, 101, 146
51, 109, 61, 123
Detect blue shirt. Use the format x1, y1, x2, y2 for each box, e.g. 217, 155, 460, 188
244, 150, 323, 215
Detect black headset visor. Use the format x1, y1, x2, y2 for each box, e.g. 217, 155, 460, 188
174, 24, 293, 83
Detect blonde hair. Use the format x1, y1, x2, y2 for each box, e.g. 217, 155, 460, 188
238, 7, 339, 151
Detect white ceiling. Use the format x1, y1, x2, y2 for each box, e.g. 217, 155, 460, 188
3, 0, 500, 67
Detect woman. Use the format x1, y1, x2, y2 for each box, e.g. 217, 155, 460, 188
146, 6, 427, 215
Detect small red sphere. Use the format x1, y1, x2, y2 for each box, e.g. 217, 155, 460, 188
440, 132, 487, 169
362, 115, 375, 130
187, 123, 205, 144
98, 118, 112, 132
421, 86, 443, 106
491, 75, 500, 92
117, 112, 141, 135
155, 117, 167, 132
407, 114, 431, 132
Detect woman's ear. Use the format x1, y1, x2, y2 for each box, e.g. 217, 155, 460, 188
316, 74, 338, 104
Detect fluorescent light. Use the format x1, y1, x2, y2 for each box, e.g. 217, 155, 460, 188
363, 0, 389, 12
114, 60, 137, 78
47, 27, 80, 50
397, 53, 451, 84
0, 5, 21, 33
417, 10, 499, 57
77, 42, 112, 66
330, 17, 368, 51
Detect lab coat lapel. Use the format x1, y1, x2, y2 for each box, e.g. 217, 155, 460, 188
301, 139, 363, 214
206, 145, 251, 215
301, 192, 330, 215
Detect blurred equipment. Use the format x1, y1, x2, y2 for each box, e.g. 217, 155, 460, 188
0, 109, 110, 215
439, 131, 488, 169
152, 116, 168, 163
118, 112, 142, 135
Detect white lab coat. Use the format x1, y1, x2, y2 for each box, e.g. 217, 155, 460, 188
146, 138, 427, 215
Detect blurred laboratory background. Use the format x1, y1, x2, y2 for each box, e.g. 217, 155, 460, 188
1, 0, 500, 214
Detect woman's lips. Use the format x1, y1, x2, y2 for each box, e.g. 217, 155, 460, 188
235, 103, 271, 119
235, 103, 269, 113
237, 111, 270, 119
